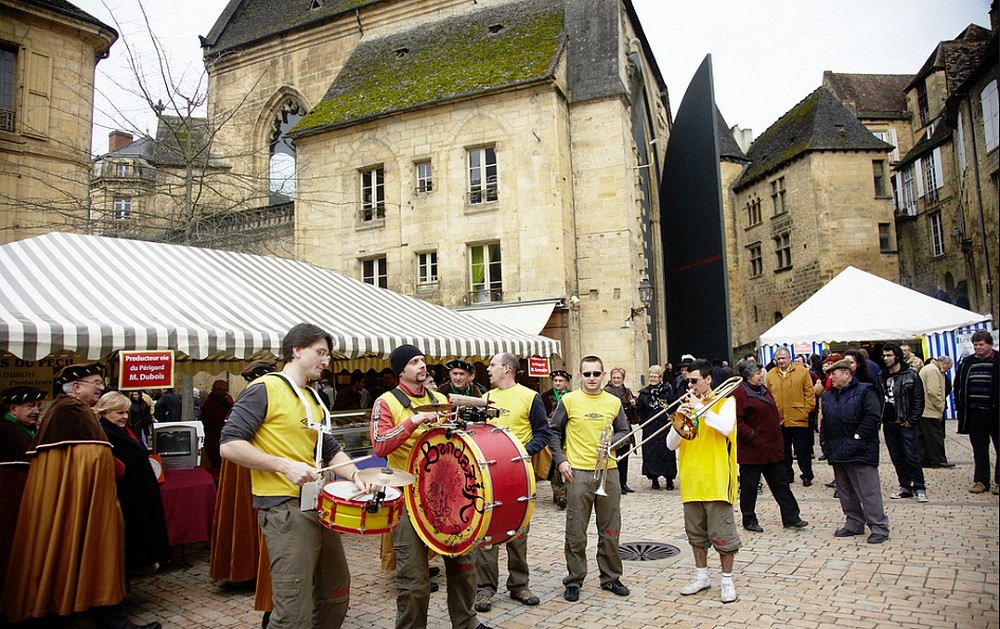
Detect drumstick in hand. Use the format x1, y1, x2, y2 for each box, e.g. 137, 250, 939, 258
316, 455, 373, 475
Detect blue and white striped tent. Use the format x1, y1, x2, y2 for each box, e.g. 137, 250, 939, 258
0, 233, 561, 362
758, 266, 992, 416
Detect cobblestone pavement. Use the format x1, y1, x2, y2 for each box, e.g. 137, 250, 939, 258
70, 423, 999, 628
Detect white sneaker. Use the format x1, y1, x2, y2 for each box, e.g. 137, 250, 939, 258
720, 581, 738, 603
680, 576, 711, 596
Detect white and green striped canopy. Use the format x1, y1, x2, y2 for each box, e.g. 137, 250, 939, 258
0, 233, 560, 361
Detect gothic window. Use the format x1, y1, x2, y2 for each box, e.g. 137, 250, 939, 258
269, 99, 306, 203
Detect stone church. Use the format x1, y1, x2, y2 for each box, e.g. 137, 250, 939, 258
201, 0, 671, 378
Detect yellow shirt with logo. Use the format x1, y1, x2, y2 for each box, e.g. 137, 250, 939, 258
249, 375, 329, 499
560, 389, 625, 470
486, 384, 537, 447
677, 397, 738, 504
373, 387, 443, 471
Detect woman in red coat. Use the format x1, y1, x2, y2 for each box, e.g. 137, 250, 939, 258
733, 359, 808, 533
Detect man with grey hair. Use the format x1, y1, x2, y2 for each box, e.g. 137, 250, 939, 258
917, 356, 955, 468
765, 347, 817, 487
473, 353, 550, 612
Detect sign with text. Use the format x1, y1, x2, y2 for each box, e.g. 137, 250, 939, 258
527, 355, 550, 378
119, 351, 174, 390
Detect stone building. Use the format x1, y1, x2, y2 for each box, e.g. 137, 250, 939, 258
201, 0, 671, 377
726, 87, 897, 354
892, 21, 997, 320
89, 118, 294, 256
0, 0, 116, 244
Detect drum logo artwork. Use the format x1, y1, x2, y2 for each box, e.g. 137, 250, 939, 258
415, 437, 484, 534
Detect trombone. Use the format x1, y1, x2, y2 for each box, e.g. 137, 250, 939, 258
594, 375, 743, 496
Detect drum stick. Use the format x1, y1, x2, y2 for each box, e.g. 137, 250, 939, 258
316, 455, 373, 475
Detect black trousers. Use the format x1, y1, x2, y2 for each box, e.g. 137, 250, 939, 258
739, 461, 802, 527
782, 426, 813, 482
917, 416, 948, 466
967, 408, 1000, 485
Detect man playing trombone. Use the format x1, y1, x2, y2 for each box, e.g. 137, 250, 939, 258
666, 359, 742, 604
548, 355, 631, 602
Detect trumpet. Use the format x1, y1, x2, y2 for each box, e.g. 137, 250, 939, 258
594, 375, 743, 496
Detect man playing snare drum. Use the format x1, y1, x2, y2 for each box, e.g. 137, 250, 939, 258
471, 353, 551, 613
371, 344, 492, 629
220, 323, 370, 628
548, 355, 631, 603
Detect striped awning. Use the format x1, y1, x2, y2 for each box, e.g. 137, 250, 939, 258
0, 233, 561, 361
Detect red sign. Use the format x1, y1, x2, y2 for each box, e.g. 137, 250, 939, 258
527, 355, 550, 378
118, 351, 174, 390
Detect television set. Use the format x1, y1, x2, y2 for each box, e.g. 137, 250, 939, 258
152, 421, 204, 470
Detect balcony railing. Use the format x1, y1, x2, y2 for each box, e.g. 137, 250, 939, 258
467, 288, 503, 304
0, 109, 15, 133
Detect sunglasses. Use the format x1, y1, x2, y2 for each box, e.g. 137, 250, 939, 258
581, 371, 602, 378
686, 378, 702, 384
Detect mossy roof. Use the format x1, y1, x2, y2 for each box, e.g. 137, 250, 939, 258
822, 72, 913, 120
290, 0, 565, 137
732, 87, 893, 190
202, 0, 382, 55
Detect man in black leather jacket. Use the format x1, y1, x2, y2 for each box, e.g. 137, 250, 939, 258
880, 344, 927, 502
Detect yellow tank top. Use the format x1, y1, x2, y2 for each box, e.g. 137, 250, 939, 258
249, 375, 328, 499
561, 389, 622, 470
677, 397, 738, 504
375, 387, 442, 470
486, 384, 537, 446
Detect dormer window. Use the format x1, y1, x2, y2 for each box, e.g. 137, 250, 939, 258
310, 0, 324, 10
394, 47, 409, 58
488, 24, 504, 34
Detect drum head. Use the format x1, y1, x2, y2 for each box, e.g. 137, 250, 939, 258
324, 480, 401, 502
406, 428, 491, 556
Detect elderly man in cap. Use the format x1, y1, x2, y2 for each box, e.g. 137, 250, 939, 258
439, 358, 486, 397
371, 344, 491, 629
1, 385, 45, 462
542, 370, 572, 508
1, 362, 161, 628
820, 358, 889, 544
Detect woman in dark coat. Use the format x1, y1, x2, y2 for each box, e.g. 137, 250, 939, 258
604, 367, 640, 493
636, 365, 676, 490
96, 391, 170, 573
733, 359, 807, 532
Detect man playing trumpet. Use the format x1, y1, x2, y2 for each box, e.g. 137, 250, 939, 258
666, 359, 742, 604
548, 356, 631, 602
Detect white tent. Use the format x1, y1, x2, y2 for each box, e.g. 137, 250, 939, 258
759, 266, 992, 347
0, 233, 561, 362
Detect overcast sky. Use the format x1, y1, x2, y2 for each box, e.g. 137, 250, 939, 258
75, 0, 992, 155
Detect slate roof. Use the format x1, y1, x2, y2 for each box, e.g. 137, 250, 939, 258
717, 107, 747, 162
290, 0, 565, 136
153, 116, 216, 167
822, 72, 912, 119
202, 0, 381, 55
732, 87, 893, 190
905, 24, 992, 95
24, 0, 117, 35
98, 135, 157, 162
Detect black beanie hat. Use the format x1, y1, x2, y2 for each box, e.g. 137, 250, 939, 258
390, 344, 424, 376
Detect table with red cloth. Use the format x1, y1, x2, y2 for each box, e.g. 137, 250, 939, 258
159, 467, 217, 546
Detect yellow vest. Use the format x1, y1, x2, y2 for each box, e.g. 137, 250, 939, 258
677, 397, 738, 504
374, 387, 443, 470
486, 384, 537, 446
249, 374, 328, 499
561, 389, 622, 470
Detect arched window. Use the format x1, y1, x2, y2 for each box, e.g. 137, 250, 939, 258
269, 100, 305, 202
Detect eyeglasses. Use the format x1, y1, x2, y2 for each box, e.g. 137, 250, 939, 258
77, 379, 104, 388
581, 371, 602, 378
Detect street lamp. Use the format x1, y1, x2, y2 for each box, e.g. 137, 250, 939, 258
627, 277, 654, 325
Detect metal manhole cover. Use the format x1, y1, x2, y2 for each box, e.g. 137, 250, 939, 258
619, 541, 680, 561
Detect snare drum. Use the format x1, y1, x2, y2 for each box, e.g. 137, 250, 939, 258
316, 480, 402, 535
405, 423, 535, 556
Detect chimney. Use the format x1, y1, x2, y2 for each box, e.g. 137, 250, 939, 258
108, 130, 133, 152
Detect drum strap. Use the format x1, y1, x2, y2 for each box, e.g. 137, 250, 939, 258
389, 387, 441, 413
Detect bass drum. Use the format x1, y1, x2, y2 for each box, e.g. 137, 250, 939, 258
406, 424, 535, 556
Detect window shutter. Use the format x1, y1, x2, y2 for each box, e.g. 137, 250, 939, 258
23, 51, 52, 136
891, 173, 900, 211
932, 147, 944, 189
888, 128, 899, 162
914, 160, 924, 198
956, 110, 967, 174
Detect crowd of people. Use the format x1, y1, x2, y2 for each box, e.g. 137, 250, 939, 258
1, 324, 996, 627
